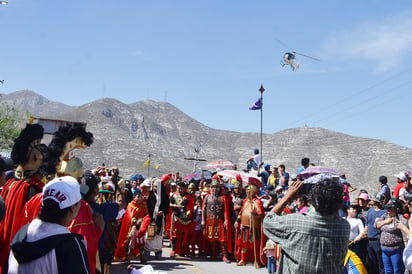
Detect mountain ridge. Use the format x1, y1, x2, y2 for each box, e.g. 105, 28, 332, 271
1, 90, 411, 194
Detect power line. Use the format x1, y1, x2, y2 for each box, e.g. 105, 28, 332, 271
288, 67, 412, 127
313, 79, 412, 126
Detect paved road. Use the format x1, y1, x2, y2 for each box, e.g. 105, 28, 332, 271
111, 246, 267, 274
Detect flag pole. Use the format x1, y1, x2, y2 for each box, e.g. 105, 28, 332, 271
259, 85, 265, 162
147, 153, 151, 177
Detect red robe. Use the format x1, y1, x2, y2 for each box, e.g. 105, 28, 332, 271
203, 193, 233, 254
170, 193, 196, 232
23, 192, 43, 224
235, 196, 267, 265
114, 200, 148, 260
164, 192, 174, 238
0, 177, 44, 270
68, 200, 103, 274
170, 192, 196, 255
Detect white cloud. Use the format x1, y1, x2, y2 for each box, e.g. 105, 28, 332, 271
324, 10, 412, 71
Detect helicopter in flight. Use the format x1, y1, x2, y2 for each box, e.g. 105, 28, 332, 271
280, 51, 320, 71
277, 39, 321, 71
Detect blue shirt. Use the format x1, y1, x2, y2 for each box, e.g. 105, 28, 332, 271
258, 170, 270, 188
380, 184, 391, 204
367, 207, 387, 238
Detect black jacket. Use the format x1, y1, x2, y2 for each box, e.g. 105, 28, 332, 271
5, 223, 90, 274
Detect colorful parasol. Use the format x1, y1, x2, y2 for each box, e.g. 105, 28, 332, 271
205, 159, 236, 170
297, 166, 339, 180
217, 169, 261, 187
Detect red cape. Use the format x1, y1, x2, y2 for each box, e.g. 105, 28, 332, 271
23, 192, 43, 224
234, 196, 267, 265
0, 177, 44, 270
203, 193, 233, 254
171, 193, 196, 232
68, 200, 102, 274
114, 200, 148, 260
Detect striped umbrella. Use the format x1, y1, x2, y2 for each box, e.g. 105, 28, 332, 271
216, 169, 261, 188
205, 159, 236, 170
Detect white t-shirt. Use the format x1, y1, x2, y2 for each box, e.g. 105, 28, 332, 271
253, 154, 262, 166
346, 217, 365, 241
399, 187, 412, 199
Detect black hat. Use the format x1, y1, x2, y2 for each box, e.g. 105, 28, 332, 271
379, 176, 388, 184
386, 199, 400, 209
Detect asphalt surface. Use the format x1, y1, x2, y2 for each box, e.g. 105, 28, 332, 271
110, 243, 267, 274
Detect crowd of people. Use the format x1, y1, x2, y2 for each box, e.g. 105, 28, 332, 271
1, 124, 412, 274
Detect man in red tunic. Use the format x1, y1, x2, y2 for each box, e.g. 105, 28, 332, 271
114, 188, 148, 262
235, 179, 266, 268
201, 179, 233, 263
0, 124, 47, 271
169, 181, 196, 257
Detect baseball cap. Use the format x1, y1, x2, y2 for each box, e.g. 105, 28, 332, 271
372, 192, 384, 204
359, 193, 370, 201
395, 172, 407, 182
43, 176, 81, 209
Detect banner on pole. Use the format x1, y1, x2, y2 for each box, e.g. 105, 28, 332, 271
248, 97, 262, 110
143, 159, 151, 167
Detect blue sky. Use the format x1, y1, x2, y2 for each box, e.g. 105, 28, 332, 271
1, 1, 412, 148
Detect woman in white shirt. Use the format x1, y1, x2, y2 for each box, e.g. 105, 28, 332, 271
346, 204, 366, 260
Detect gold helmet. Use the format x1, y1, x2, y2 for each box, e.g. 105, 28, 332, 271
232, 180, 242, 189
211, 179, 221, 188
246, 184, 258, 196
245, 177, 261, 197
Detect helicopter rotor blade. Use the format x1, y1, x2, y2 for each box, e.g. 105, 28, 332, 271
294, 52, 321, 62
275, 38, 291, 50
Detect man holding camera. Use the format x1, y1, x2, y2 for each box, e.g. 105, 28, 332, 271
263, 179, 350, 274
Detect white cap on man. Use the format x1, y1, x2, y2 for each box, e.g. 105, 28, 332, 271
395, 172, 407, 182
42, 176, 81, 209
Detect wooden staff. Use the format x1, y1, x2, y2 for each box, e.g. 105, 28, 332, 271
252, 211, 258, 268
248, 193, 258, 268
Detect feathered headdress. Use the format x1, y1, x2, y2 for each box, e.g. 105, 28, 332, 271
11, 124, 47, 180
11, 124, 44, 166
43, 125, 93, 177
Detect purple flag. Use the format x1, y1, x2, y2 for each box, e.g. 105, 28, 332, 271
249, 97, 262, 110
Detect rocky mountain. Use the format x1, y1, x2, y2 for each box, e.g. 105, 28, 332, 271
1, 90, 412, 194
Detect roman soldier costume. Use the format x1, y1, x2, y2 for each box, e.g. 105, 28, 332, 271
202, 179, 233, 263
169, 181, 195, 257
0, 124, 47, 271
235, 178, 267, 268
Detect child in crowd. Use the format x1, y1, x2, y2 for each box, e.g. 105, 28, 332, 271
263, 238, 276, 274
190, 196, 204, 256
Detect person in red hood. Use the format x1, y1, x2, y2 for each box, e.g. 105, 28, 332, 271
0, 124, 47, 272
